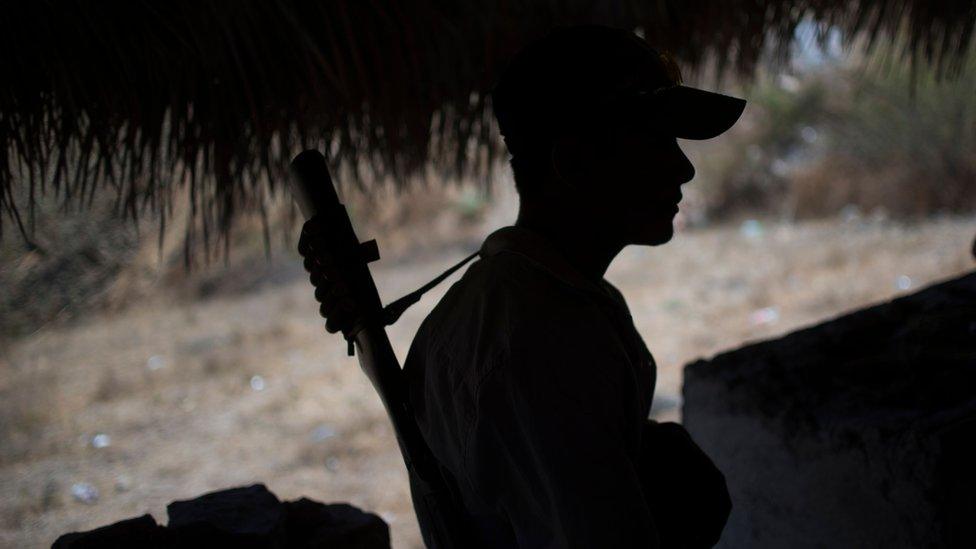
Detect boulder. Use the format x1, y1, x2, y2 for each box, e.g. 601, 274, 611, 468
282, 499, 391, 548
52, 484, 390, 548
52, 514, 162, 548
166, 484, 284, 546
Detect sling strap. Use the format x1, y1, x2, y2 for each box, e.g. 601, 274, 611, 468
341, 249, 481, 356
383, 250, 481, 326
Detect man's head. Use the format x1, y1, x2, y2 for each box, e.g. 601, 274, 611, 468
492, 25, 745, 246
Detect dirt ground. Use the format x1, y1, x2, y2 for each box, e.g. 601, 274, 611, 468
1, 214, 973, 548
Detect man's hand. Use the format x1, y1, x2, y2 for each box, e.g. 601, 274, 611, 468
640, 420, 731, 548
298, 215, 360, 336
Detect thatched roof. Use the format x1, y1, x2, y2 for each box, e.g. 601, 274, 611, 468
3, 0, 974, 243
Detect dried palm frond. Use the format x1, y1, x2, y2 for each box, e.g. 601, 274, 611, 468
2, 0, 973, 248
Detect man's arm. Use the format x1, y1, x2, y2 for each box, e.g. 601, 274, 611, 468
463, 326, 660, 548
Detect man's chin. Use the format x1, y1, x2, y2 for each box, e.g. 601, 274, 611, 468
633, 224, 674, 246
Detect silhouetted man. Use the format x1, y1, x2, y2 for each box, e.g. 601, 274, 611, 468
304, 25, 744, 548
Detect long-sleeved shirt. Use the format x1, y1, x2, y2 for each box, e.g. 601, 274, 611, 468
403, 225, 659, 548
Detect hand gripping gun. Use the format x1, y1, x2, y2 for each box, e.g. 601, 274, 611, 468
289, 150, 471, 549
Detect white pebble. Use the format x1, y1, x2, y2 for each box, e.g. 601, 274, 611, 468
71, 483, 99, 504
750, 306, 780, 326
146, 355, 166, 371
896, 275, 912, 291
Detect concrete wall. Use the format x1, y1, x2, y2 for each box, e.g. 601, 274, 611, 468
684, 272, 976, 549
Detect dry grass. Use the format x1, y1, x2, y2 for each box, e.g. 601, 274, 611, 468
8, 0, 974, 244
1, 203, 973, 547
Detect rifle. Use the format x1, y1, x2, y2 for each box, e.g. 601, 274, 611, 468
289, 150, 472, 548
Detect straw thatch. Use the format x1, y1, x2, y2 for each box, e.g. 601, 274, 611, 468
2, 0, 974, 244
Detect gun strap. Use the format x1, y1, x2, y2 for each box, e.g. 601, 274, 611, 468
382, 250, 481, 325
341, 249, 479, 355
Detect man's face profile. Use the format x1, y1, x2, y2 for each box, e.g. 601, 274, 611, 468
495, 26, 744, 255
553, 123, 696, 247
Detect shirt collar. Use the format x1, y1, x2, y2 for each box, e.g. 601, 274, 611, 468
479, 225, 616, 299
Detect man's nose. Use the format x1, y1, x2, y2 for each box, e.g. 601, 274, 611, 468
678, 154, 695, 185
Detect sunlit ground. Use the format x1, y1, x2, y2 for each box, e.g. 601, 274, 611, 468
1, 203, 972, 546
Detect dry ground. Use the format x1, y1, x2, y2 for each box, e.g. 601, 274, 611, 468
1, 214, 974, 548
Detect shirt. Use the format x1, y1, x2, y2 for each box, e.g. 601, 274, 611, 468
403, 225, 658, 548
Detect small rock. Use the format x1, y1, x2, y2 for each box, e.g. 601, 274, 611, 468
311, 424, 337, 443
146, 355, 167, 371
778, 73, 800, 92
92, 433, 111, 449
749, 306, 780, 326
115, 475, 132, 493
896, 275, 912, 291
800, 126, 818, 143
770, 159, 790, 177
740, 219, 764, 240
71, 482, 99, 505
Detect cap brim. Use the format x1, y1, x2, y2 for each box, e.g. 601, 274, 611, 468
651, 86, 746, 140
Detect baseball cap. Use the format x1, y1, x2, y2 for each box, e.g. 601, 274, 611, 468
491, 25, 746, 156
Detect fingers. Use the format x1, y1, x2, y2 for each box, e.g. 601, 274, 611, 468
311, 277, 358, 334
325, 299, 357, 334
313, 285, 329, 303
318, 285, 342, 316
304, 252, 338, 273
300, 241, 335, 269
302, 215, 326, 235
310, 273, 346, 302
299, 234, 338, 285
297, 215, 327, 257
309, 270, 327, 288
298, 216, 359, 335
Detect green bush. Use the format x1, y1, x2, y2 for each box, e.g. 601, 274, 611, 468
691, 38, 976, 221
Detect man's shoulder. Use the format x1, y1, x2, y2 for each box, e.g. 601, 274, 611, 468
412, 250, 607, 361
430, 250, 595, 326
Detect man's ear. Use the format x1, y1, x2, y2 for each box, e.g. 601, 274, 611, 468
550, 135, 590, 190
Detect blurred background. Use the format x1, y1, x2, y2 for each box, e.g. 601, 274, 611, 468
2, 21, 975, 549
